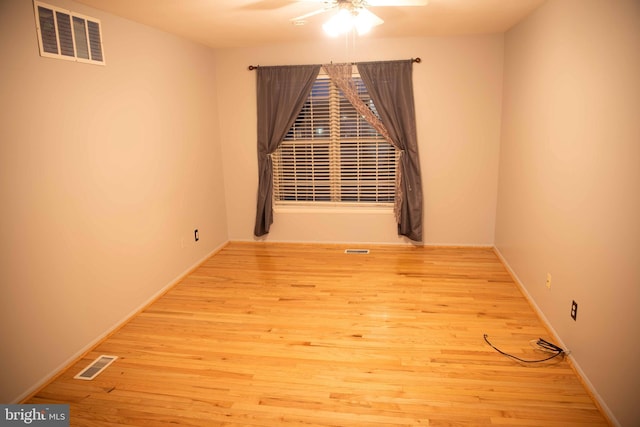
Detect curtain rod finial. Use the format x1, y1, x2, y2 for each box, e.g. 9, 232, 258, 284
248, 65, 259, 71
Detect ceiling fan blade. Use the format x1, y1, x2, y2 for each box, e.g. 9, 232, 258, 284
241, 0, 326, 11
290, 7, 332, 22
366, 0, 428, 6
240, 0, 296, 10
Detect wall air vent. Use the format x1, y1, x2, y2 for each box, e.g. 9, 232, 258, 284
74, 355, 117, 380
344, 249, 370, 254
33, 1, 105, 65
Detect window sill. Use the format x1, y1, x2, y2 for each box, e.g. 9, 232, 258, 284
274, 203, 394, 214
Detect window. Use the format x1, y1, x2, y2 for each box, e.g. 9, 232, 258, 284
272, 75, 397, 206
34, 1, 105, 65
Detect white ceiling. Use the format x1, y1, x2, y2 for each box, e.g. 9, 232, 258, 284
74, 0, 546, 49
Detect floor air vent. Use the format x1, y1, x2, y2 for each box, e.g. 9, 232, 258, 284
344, 249, 370, 254
74, 355, 117, 380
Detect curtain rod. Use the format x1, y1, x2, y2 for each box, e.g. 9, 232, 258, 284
247, 57, 421, 71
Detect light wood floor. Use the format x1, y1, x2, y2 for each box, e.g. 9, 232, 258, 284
28, 242, 609, 426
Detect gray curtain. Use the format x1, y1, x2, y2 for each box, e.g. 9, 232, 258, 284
358, 60, 423, 242
254, 65, 321, 237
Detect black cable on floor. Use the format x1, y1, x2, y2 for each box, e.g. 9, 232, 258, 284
483, 334, 564, 363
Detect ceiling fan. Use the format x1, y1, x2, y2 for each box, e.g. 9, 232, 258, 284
290, 0, 429, 36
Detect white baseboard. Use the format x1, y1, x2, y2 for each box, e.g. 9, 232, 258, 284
13, 241, 228, 404
493, 246, 620, 427
235, 237, 494, 248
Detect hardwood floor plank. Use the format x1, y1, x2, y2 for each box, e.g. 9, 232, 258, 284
26, 243, 609, 426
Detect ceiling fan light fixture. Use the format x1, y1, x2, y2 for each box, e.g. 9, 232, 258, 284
322, 8, 353, 37
353, 8, 384, 35
322, 6, 383, 37
292, 0, 427, 37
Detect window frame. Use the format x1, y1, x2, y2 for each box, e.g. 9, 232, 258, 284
272, 72, 397, 209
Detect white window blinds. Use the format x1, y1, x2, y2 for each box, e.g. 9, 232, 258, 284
273, 76, 396, 205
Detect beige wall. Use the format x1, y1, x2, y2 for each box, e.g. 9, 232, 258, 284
495, 1, 640, 425
0, 0, 228, 403
216, 35, 504, 245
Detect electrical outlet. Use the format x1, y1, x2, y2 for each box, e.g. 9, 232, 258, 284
570, 300, 578, 321
545, 273, 552, 289
194, 229, 199, 242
